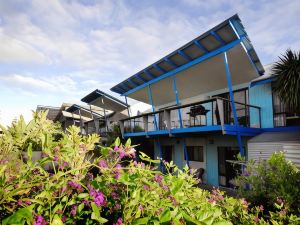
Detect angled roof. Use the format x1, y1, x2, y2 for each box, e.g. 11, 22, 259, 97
250, 63, 277, 87
81, 89, 129, 112
111, 14, 264, 97
66, 104, 106, 119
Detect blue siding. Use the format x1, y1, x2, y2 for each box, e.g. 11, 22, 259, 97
249, 83, 274, 128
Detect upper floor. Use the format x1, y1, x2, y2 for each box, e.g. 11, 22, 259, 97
109, 15, 300, 138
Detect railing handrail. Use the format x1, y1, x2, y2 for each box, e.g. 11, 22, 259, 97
121, 97, 261, 121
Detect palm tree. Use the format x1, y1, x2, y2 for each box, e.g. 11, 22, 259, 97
272, 49, 300, 112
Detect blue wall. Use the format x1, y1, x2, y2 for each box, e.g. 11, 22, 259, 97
249, 83, 274, 128
153, 134, 250, 187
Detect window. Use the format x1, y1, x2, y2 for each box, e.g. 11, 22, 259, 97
184, 146, 204, 162
272, 86, 300, 127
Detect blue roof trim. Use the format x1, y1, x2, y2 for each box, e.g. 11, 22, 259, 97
111, 14, 265, 96
249, 77, 275, 88
121, 37, 244, 96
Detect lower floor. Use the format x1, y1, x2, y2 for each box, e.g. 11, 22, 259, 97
132, 134, 251, 187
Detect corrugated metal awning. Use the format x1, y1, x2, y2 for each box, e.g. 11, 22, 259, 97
111, 14, 264, 100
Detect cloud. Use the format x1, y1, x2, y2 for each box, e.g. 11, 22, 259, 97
0, 0, 299, 126
0, 30, 47, 64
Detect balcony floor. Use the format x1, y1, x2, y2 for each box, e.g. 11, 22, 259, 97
123, 125, 262, 138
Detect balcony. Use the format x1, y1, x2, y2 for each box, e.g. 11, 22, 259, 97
120, 97, 262, 137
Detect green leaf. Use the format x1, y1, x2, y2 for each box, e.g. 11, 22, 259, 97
52, 214, 64, 225
182, 211, 203, 225
91, 202, 108, 224
78, 203, 85, 213
78, 193, 89, 199
125, 138, 131, 147
131, 217, 150, 225
213, 221, 232, 225
27, 143, 33, 163
159, 208, 171, 223
114, 137, 120, 147
171, 179, 183, 195
2, 205, 34, 225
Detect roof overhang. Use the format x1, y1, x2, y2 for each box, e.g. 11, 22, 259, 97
66, 104, 105, 119
250, 63, 277, 87
110, 14, 264, 106
81, 89, 129, 112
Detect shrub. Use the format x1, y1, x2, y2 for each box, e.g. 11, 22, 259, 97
235, 152, 300, 215
1, 113, 300, 224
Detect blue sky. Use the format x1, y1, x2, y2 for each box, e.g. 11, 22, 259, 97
0, 0, 299, 125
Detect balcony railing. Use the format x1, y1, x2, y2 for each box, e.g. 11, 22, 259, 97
121, 97, 261, 134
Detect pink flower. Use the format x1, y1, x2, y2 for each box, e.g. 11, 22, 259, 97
259, 205, 264, 212
25, 200, 31, 205
143, 185, 150, 190
98, 160, 107, 168
114, 146, 119, 151
154, 174, 163, 183
113, 217, 123, 225
119, 151, 125, 159
139, 204, 144, 212
253, 216, 260, 223
34, 215, 46, 225
71, 205, 77, 216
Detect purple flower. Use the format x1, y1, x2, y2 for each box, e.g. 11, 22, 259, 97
71, 205, 77, 216
143, 185, 150, 190
89, 186, 106, 206
114, 204, 121, 210
94, 192, 105, 206
25, 200, 31, 205
34, 215, 45, 225
119, 151, 125, 159
54, 155, 59, 161
259, 205, 264, 212
17, 200, 23, 206
98, 160, 107, 168
113, 217, 123, 225
114, 146, 119, 151
111, 192, 119, 200
68, 181, 83, 192
139, 204, 144, 212
154, 174, 163, 183
114, 164, 122, 179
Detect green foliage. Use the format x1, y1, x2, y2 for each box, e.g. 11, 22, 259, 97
272, 49, 300, 112
236, 152, 300, 214
106, 123, 122, 146
1, 113, 300, 224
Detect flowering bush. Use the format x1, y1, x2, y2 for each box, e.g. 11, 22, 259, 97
235, 152, 300, 216
1, 112, 300, 224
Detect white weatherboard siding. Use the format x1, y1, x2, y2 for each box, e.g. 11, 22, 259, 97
284, 144, 300, 168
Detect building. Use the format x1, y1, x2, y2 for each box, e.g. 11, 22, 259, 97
109, 14, 300, 187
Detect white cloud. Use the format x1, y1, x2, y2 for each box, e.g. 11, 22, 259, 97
0, 0, 299, 126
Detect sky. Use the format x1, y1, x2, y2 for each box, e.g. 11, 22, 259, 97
0, 0, 300, 126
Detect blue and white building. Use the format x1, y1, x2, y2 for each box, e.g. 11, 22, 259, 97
110, 14, 300, 187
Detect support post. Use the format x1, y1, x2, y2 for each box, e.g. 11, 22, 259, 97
183, 139, 190, 168
223, 52, 244, 156
147, 85, 158, 130
172, 76, 183, 128
102, 97, 108, 133
78, 107, 84, 135
89, 105, 98, 134
156, 138, 164, 172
